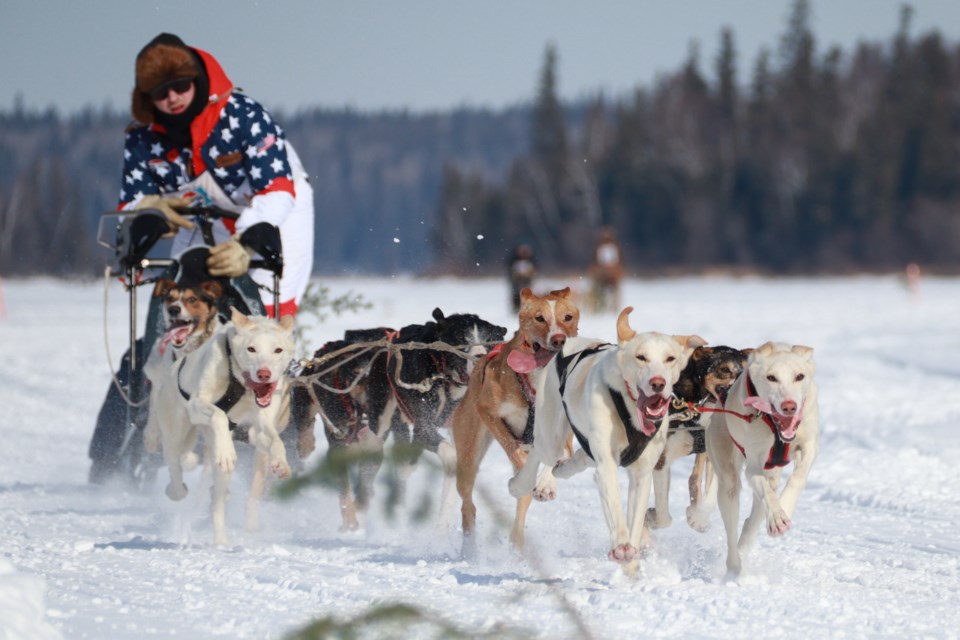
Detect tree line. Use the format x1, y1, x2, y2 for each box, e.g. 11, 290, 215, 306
434, 1, 960, 276
2, 0, 958, 278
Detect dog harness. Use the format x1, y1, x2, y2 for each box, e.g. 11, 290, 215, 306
177, 339, 246, 415
726, 376, 791, 469
483, 343, 537, 444
555, 344, 659, 468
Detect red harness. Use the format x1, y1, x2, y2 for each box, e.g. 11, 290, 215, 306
725, 376, 792, 469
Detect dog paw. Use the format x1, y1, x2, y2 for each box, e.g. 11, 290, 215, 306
685, 505, 711, 533
271, 459, 292, 480
165, 482, 188, 501
608, 543, 638, 564
767, 511, 792, 537
213, 445, 237, 472
506, 475, 528, 498
532, 474, 558, 501
645, 507, 672, 529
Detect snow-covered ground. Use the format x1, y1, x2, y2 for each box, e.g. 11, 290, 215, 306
1, 274, 959, 639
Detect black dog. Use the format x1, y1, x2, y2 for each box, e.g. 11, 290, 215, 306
649, 345, 750, 532
293, 309, 506, 531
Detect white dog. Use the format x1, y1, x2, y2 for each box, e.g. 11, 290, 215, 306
705, 341, 819, 576
151, 307, 296, 545
508, 307, 704, 574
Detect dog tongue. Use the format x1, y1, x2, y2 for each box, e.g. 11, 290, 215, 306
636, 394, 668, 436
243, 375, 277, 408
506, 350, 537, 373
507, 347, 556, 374
158, 325, 192, 355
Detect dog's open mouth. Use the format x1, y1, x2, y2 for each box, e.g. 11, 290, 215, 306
507, 342, 558, 374
635, 391, 669, 436
243, 373, 278, 408
770, 413, 802, 442
159, 320, 197, 353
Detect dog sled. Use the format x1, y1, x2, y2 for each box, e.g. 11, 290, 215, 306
88, 205, 283, 486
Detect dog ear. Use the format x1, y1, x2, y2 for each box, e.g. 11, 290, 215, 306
548, 286, 571, 299
152, 278, 177, 298
230, 306, 251, 327
279, 314, 295, 332
692, 345, 713, 360
754, 341, 777, 357
616, 307, 636, 343
432, 308, 446, 322
519, 288, 535, 303
791, 345, 814, 360
200, 280, 224, 300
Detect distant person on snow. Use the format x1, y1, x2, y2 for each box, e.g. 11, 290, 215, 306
508, 244, 537, 312
121, 32, 314, 317
589, 226, 623, 312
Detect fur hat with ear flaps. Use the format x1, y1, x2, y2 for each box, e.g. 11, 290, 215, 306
131, 33, 207, 125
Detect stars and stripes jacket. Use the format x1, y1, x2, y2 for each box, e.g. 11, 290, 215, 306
118, 46, 314, 307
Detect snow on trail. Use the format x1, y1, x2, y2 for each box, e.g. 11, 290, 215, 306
1, 275, 959, 639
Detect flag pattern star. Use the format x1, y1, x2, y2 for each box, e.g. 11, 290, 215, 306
119, 93, 294, 206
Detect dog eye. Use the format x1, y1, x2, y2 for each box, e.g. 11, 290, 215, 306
766, 374, 777, 382
795, 373, 805, 381
274, 348, 283, 354
636, 355, 647, 362
666, 356, 676, 363
564, 314, 573, 322
247, 347, 256, 353
185, 296, 197, 304
535, 315, 545, 323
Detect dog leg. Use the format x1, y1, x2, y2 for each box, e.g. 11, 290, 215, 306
707, 418, 744, 575
778, 441, 818, 520
686, 454, 716, 532
159, 424, 189, 501
626, 463, 656, 552
552, 447, 593, 480
455, 432, 491, 558
509, 494, 533, 552
210, 464, 232, 546
743, 466, 788, 542
594, 456, 633, 564
648, 433, 691, 529
245, 450, 269, 532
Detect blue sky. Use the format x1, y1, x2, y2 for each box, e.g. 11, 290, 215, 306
4, 0, 960, 115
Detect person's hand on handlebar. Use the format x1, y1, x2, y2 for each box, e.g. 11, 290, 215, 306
207, 236, 254, 277
135, 195, 195, 237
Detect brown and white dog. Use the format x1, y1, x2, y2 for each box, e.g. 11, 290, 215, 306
508, 308, 704, 575
448, 287, 579, 557
144, 278, 224, 453
705, 341, 819, 576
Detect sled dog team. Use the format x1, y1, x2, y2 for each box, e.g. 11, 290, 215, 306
142, 279, 819, 577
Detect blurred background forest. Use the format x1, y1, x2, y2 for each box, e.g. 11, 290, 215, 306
1, 1, 959, 277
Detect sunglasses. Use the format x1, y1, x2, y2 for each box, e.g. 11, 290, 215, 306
149, 78, 194, 102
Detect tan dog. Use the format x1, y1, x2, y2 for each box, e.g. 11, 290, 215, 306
705, 341, 820, 576
449, 287, 579, 557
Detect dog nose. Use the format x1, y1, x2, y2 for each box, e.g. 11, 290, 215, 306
780, 400, 798, 415
650, 376, 665, 394
169, 305, 181, 316
257, 368, 272, 382
549, 333, 567, 349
